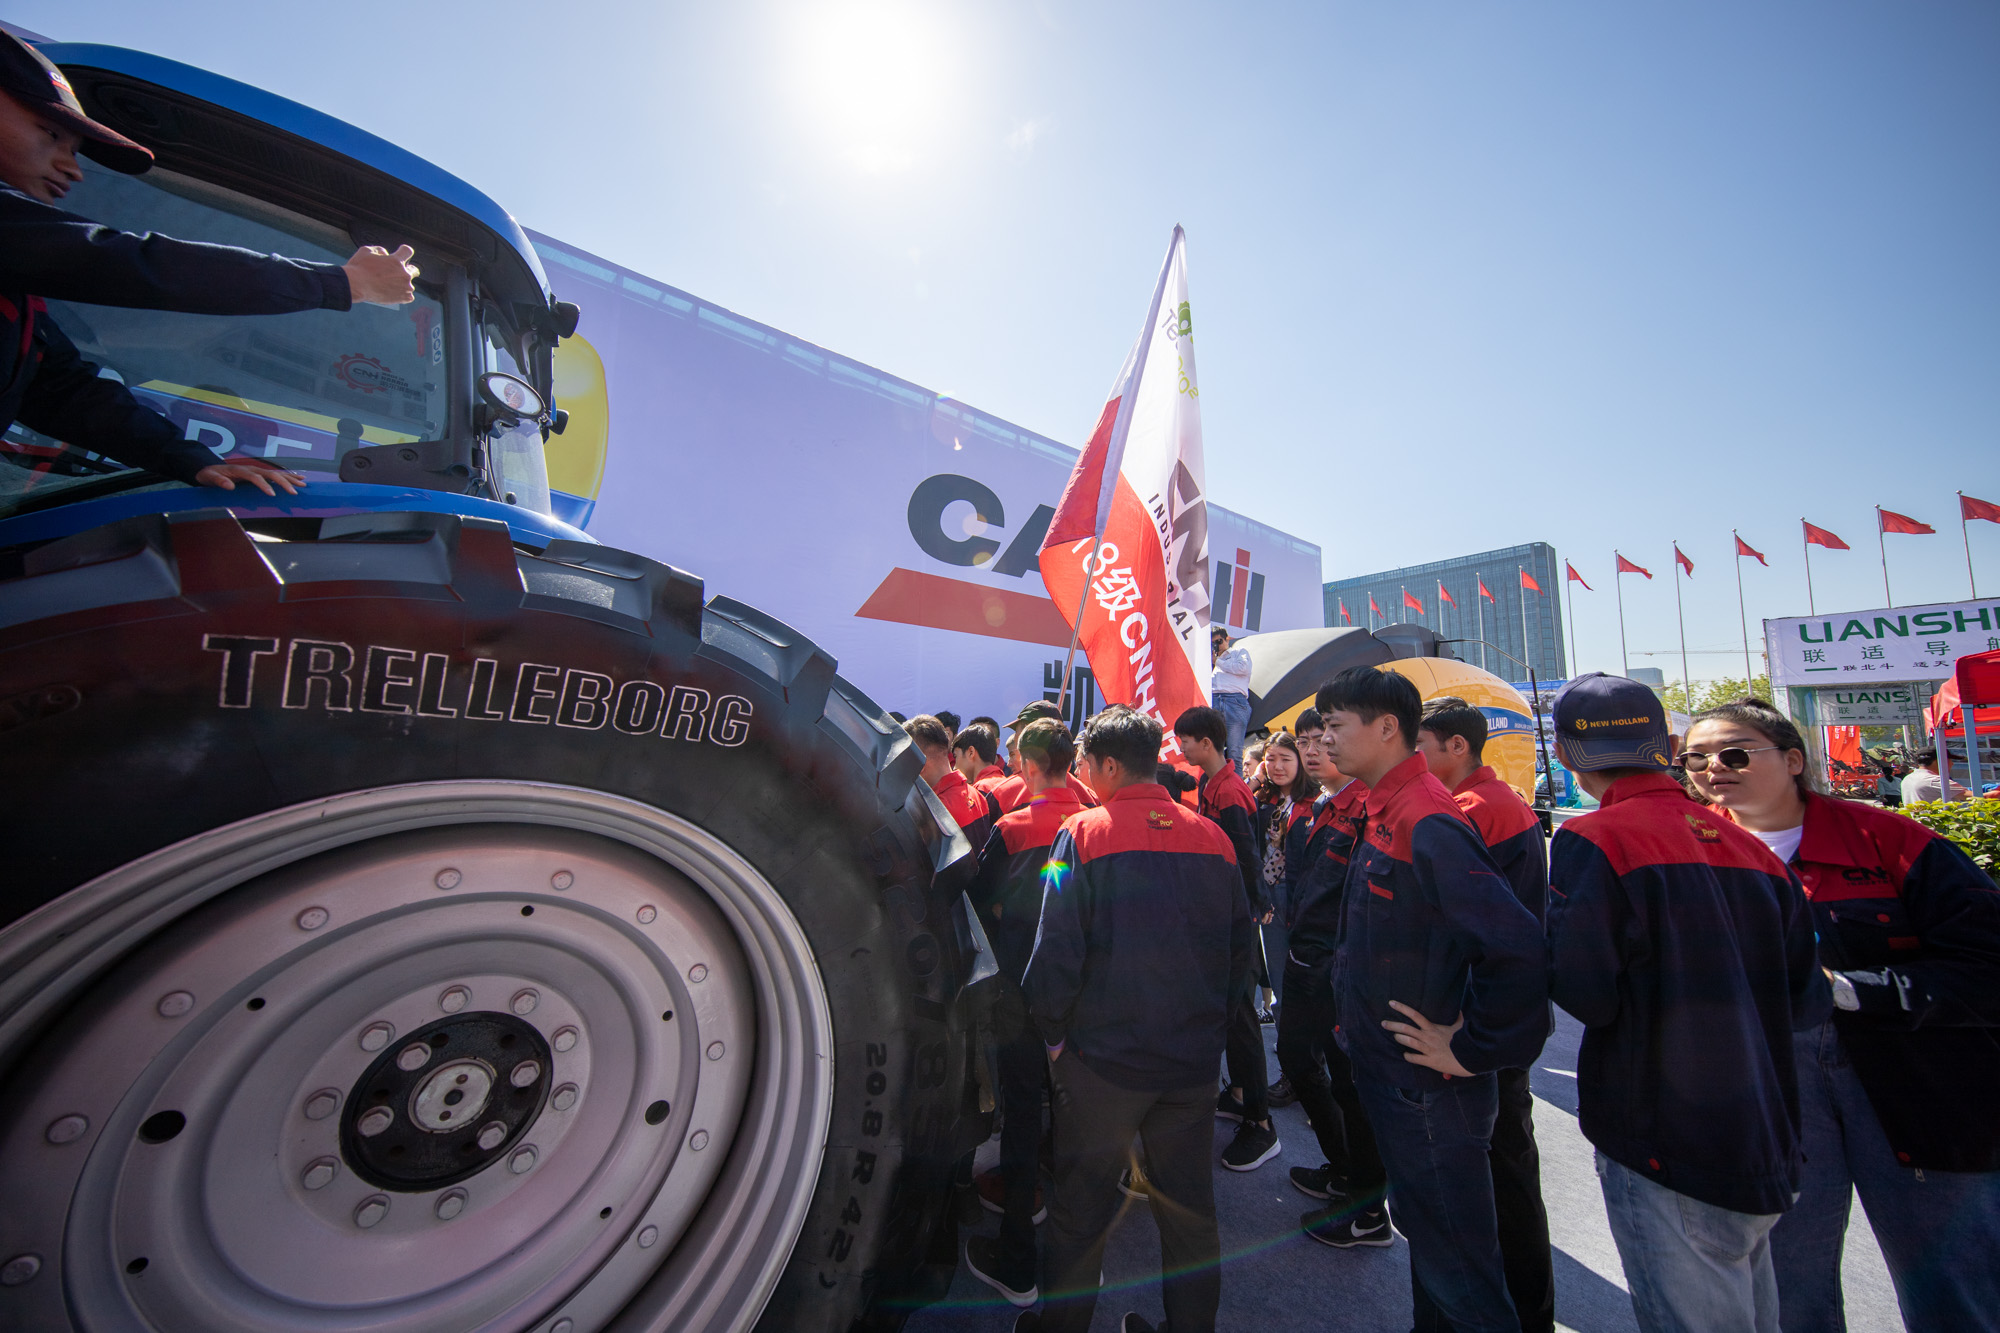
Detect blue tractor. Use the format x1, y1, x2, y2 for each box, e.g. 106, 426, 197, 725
0, 41, 980, 1333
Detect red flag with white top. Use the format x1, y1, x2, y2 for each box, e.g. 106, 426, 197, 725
1040, 227, 1208, 763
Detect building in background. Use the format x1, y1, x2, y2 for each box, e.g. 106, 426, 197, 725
1324, 542, 1566, 681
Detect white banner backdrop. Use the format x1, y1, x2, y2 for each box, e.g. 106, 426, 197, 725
528, 232, 1323, 725
1765, 597, 2000, 687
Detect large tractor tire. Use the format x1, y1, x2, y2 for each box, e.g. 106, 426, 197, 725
0, 508, 983, 1333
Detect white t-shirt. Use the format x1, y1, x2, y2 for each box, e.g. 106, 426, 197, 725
1212, 645, 1253, 697
1750, 825, 1804, 867
1902, 769, 1965, 804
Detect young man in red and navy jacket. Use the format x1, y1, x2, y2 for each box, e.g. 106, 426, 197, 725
904, 715, 997, 851
1024, 706, 1254, 1333
987, 702, 1100, 815
1317, 667, 1547, 1333
960, 718, 1085, 1310
1546, 674, 1829, 1333
1415, 697, 1554, 1333
1177, 704, 1282, 1173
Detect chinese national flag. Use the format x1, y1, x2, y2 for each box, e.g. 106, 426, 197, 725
1616, 553, 1653, 579
1520, 569, 1542, 593
1478, 579, 1495, 601
1962, 494, 2000, 525
1803, 520, 1849, 550
1438, 583, 1457, 607
1369, 594, 1383, 616
1566, 561, 1592, 590
1878, 507, 1935, 536
1403, 590, 1425, 614
1339, 599, 1351, 624
1735, 535, 1768, 566
1675, 545, 1694, 576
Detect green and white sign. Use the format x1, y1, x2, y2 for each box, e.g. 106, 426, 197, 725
1815, 685, 1922, 725
1766, 598, 2000, 687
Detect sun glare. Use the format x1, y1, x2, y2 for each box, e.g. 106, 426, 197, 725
787, 1, 958, 175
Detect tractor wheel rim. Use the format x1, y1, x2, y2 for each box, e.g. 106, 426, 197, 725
0, 782, 835, 1333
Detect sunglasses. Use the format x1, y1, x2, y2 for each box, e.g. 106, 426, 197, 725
1679, 745, 1782, 773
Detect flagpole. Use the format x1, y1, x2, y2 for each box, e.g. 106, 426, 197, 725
1877, 508, 1893, 608
1963, 493, 1980, 599
1564, 567, 1578, 679
1519, 565, 1531, 678
1734, 531, 1753, 688
1802, 520, 1815, 617
1475, 572, 1486, 674
1615, 554, 1629, 678
1673, 544, 1692, 714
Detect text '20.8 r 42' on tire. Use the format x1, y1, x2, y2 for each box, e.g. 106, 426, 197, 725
0, 507, 984, 1333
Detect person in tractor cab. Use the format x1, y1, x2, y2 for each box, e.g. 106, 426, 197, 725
0, 31, 418, 495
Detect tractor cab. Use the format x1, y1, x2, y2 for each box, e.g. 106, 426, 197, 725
0, 43, 582, 545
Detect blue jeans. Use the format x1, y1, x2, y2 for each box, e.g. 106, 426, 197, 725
1770, 1021, 2000, 1332
1596, 1150, 1779, 1333
1356, 1073, 1517, 1333
1214, 689, 1251, 771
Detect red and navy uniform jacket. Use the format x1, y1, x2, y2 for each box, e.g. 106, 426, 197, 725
1024, 783, 1255, 1091
932, 769, 998, 852
0, 184, 352, 479
1549, 772, 1830, 1215
1451, 766, 1549, 923
974, 763, 1007, 790
969, 785, 1084, 980
1334, 753, 1546, 1094
1285, 781, 1368, 964
985, 770, 1099, 816
1732, 793, 2000, 1172
1199, 763, 1267, 915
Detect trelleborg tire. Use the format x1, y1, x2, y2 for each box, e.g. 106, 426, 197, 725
0, 508, 981, 1333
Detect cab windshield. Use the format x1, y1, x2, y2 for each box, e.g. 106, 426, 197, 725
0, 162, 450, 515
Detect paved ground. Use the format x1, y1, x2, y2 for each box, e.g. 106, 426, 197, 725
906, 1011, 1904, 1332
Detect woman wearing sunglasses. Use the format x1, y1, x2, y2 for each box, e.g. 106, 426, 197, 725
1682, 699, 2000, 1332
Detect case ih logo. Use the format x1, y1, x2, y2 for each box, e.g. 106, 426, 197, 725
201, 634, 752, 745
1214, 548, 1263, 632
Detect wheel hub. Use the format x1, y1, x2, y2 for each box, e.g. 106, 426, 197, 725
340, 1011, 551, 1191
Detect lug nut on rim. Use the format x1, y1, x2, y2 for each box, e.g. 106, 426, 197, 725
552, 1026, 578, 1052
396, 1043, 432, 1072
1, 1254, 42, 1286
296, 906, 329, 931
510, 988, 540, 1016
353, 1195, 390, 1228
357, 1107, 394, 1138
438, 985, 471, 1013
301, 1157, 338, 1190
551, 1083, 579, 1111
434, 868, 461, 889
476, 1120, 508, 1151
508, 1145, 538, 1174
435, 1189, 468, 1221
359, 1021, 394, 1052
510, 1060, 542, 1088
303, 1089, 340, 1120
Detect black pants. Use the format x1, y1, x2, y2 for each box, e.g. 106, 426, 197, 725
990, 977, 1047, 1265
1043, 1055, 1220, 1333
1273, 952, 1385, 1197
1224, 970, 1271, 1122
1410, 1065, 1554, 1333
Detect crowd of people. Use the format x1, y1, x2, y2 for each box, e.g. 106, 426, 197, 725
902, 655, 2000, 1333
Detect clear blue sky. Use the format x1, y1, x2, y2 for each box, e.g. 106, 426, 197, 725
32, 1, 2000, 684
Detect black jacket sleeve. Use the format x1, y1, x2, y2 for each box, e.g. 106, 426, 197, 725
1211, 804, 1266, 916
967, 825, 1011, 924
1847, 838, 2000, 1028
0, 186, 351, 314
18, 317, 217, 483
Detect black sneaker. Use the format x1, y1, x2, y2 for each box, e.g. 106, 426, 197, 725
1301, 1203, 1392, 1248
1268, 1075, 1298, 1108
1289, 1163, 1345, 1200
1118, 1164, 1150, 1200
1221, 1118, 1281, 1171
1215, 1088, 1245, 1122
965, 1235, 1038, 1308
1122, 1316, 1162, 1333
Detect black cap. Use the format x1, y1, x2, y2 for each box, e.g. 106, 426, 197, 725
0, 32, 152, 174
1551, 672, 1672, 772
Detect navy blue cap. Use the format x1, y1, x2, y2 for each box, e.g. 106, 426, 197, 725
0, 31, 153, 174
1552, 672, 1672, 772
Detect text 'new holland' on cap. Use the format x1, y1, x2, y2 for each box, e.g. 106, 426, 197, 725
1552, 672, 1672, 772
